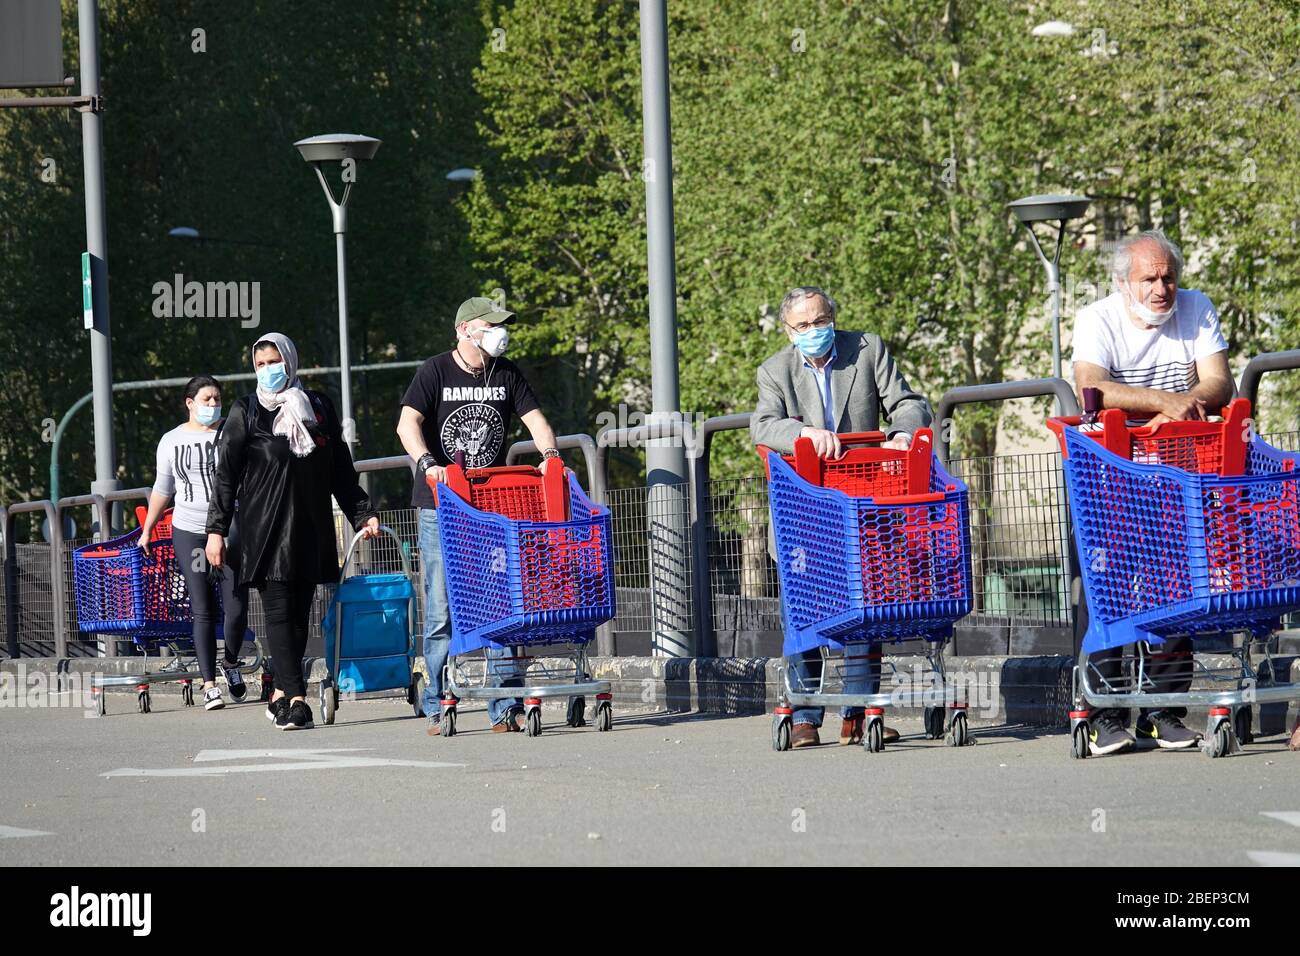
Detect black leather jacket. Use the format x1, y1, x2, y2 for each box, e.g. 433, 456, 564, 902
206, 390, 375, 586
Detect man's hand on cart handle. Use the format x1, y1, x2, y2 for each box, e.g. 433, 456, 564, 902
424, 464, 448, 486
882, 433, 911, 451
800, 426, 843, 460
205, 532, 225, 569
359, 516, 381, 539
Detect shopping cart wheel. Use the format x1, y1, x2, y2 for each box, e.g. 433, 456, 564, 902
1203, 721, 1234, 759
945, 710, 969, 747
772, 707, 792, 751
181, 680, 194, 707
863, 719, 885, 754
410, 673, 426, 718
137, 687, 151, 714
1233, 707, 1253, 746
923, 706, 944, 740
566, 696, 587, 727
440, 707, 457, 737
93, 689, 106, 717
596, 701, 613, 733
319, 679, 336, 726
526, 708, 543, 737
1070, 722, 1090, 759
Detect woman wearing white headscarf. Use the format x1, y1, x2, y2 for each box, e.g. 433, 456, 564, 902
205, 332, 379, 730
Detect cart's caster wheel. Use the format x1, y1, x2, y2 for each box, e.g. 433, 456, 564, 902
1071, 722, 1090, 759
137, 689, 151, 714
945, 710, 969, 747
566, 696, 587, 727
1234, 707, 1253, 746
181, 680, 194, 707
595, 701, 613, 733
93, 690, 106, 717
440, 707, 457, 737
772, 713, 791, 751
526, 708, 542, 737
862, 718, 885, 753
259, 674, 274, 703
319, 680, 336, 726
410, 673, 426, 718
1203, 721, 1233, 759
923, 706, 944, 740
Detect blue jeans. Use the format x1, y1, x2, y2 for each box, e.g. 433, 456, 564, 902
418, 508, 522, 726
787, 647, 881, 727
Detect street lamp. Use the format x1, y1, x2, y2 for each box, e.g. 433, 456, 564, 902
445, 167, 479, 182
293, 133, 382, 444
1031, 20, 1076, 37
167, 226, 280, 247
1008, 193, 1091, 383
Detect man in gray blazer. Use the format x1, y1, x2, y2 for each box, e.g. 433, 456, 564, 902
752, 286, 932, 748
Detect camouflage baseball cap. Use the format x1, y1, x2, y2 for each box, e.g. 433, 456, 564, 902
455, 296, 515, 326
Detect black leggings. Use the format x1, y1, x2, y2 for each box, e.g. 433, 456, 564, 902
172, 524, 249, 684
259, 580, 316, 700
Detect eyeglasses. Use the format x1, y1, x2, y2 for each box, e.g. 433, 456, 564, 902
784, 316, 833, 335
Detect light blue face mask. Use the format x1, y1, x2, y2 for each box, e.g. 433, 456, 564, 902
256, 362, 288, 392
794, 324, 835, 358
195, 405, 222, 426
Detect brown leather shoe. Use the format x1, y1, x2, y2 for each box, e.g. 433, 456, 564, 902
791, 722, 821, 748
491, 720, 513, 733
839, 715, 864, 746
883, 725, 900, 743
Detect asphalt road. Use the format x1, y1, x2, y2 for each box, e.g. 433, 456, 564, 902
2, 693, 1298, 867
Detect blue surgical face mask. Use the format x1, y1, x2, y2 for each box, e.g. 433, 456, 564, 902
794, 324, 835, 358
195, 405, 222, 426
256, 362, 288, 392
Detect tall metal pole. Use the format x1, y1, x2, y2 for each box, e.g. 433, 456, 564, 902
639, 0, 691, 658
334, 228, 354, 443
79, 0, 121, 530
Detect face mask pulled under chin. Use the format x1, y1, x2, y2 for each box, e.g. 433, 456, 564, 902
1126, 284, 1175, 327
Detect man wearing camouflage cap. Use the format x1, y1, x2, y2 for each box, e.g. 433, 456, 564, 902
397, 296, 561, 734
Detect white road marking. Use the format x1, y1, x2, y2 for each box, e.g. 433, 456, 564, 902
0, 825, 53, 839
1260, 811, 1300, 828
102, 747, 463, 777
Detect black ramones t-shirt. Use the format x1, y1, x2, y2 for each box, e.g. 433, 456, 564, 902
401, 351, 541, 508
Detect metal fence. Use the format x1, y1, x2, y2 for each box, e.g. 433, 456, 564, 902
7, 359, 1300, 662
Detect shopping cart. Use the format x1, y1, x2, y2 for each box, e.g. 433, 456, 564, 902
72, 507, 261, 715
759, 429, 974, 752
432, 461, 616, 737
317, 525, 419, 725
1047, 398, 1300, 758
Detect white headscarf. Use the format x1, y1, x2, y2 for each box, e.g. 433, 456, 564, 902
253, 332, 316, 458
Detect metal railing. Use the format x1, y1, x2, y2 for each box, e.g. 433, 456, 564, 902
8, 358, 1299, 662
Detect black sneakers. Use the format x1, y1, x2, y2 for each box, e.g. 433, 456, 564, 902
266, 696, 289, 723
1088, 712, 1136, 756
1136, 711, 1201, 749
222, 658, 247, 702
277, 700, 314, 731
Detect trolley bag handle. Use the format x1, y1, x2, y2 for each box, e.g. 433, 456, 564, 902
339, 524, 413, 582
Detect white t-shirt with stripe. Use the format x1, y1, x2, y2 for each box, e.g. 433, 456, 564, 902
1071, 288, 1227, 393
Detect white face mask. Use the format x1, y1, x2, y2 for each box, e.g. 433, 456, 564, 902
1125, 281, 1176, 327
472, 325, 509, 357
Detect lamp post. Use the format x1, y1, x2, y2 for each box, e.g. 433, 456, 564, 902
294, 133, 382, 444
1007, 194, 1092, 384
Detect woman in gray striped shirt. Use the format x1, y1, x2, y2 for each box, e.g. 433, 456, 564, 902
139, 375, 252, 710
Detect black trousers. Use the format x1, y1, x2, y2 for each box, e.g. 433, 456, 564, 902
172, 524, 249, 684
258, 580, 316, 700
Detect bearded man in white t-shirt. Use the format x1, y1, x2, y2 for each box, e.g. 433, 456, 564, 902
1071, 229, 1235, 756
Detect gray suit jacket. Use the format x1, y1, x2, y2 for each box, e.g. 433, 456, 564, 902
750, 330, 932, 454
